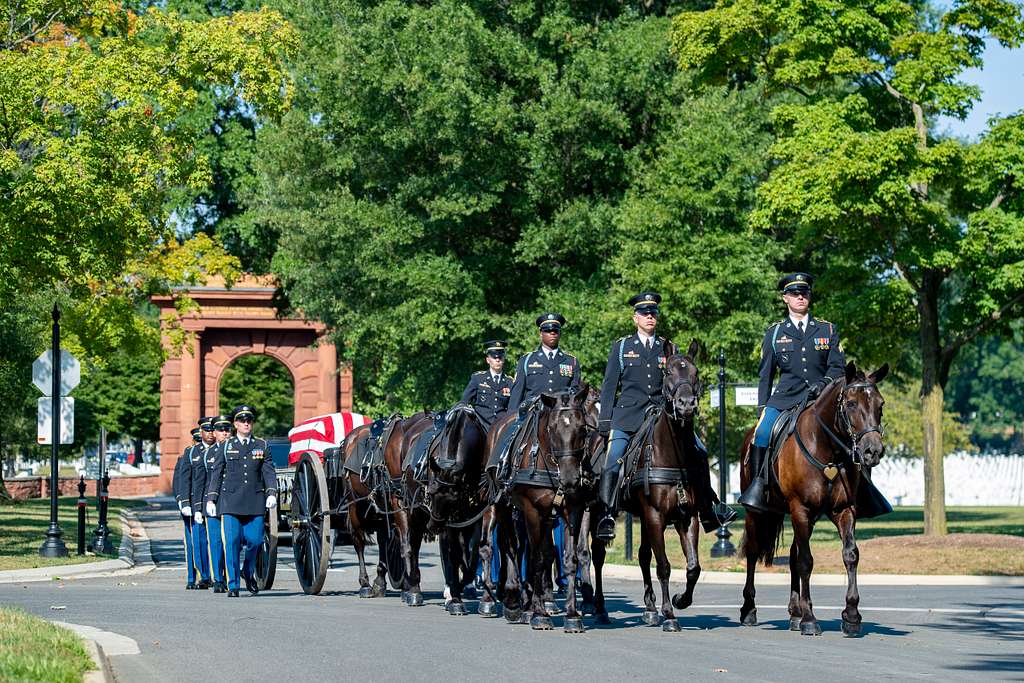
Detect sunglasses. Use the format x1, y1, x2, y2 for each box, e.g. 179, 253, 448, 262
214, 426, 230, 432
235, 417, 254, 424
785, 290, 810, 299
201, 425, 214, 432
540, 326, 561, 334
635, 310, 659, 318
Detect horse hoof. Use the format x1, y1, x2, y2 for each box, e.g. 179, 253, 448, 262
504, 608, 522, 624
518, 611, 532, 625
642, 610, 661, 626
400, 591, 409, 604
370, 585, 386, 598
531, 615, 554, 630
593, 612, 611, 626
581, 602, 595, 617
358, 586, 372, 598
671, 593, 693, 611
407, 592, 424, 607
842, 619, 862, 637
478, 601, 498, 617
563, 617, 585, 633
447, 602, 467, 616
800, 621, 822, 636
740, 610, 758, 627
662, 618, 680, 633
544, 600, 562, 615
789, 616, 801, 631
462, 586, 478, 600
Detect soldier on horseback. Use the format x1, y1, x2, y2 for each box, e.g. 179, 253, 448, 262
738, 273, 845, 513
461, 340, 513, 430
507, 313, 581, 409
595, 292, 735, 542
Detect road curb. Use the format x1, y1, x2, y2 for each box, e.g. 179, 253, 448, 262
601, 563, 1024, 586
119, 507, 155, 569
80, 635, 113, 683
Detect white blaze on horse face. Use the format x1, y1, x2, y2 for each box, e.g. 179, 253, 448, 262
563, 416, 570, 426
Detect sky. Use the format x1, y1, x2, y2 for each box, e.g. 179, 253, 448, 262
936, 38, 1024, 141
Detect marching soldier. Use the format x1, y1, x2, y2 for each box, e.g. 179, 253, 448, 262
205, 405, 277, 597
461, 340, 513, 429
507, 313, 581, 409
173, 428, 201, 589
740, 273, 851, 512
188, 417, 215, 589
203, 414, 232, 593
595, 292, 735, 542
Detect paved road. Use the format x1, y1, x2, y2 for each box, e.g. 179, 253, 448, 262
1, 501, 1021, 682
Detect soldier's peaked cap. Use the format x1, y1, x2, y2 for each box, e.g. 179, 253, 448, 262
628, 292, 661, 313
535, 313, 566, 328
213, 414, 232, 427
778, 272, 814, 293
232, 405, 256, 420
198, 416, 214, 428
483, 340, 508, 354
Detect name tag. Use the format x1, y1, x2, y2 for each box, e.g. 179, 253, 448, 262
528, 361, 544, 368
623, 351, 640, 359
776, 335, 793, 344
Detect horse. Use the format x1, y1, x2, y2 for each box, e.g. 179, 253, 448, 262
400, 403, 489, 613
739, 361, 888, 636
585, 340, 712, 631
340, 412, 430, 598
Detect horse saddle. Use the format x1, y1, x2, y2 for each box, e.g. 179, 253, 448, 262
765, 405, 802, 473
621, 407, 689, 498
344, 415, 402, 476
489, 399, 541, 478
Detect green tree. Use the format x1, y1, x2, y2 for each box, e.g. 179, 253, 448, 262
257, 0, 776, 415
219, 355, 294, 437
672, 0, 1024, 535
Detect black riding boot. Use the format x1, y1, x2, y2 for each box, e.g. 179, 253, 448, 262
855, 475, 893, 519
596, 468, 619, 542
738, 445, 773, 514
689, 452, 738, 533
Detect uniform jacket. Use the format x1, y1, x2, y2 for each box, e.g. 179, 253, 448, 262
598, 333, 678, 434
206, 436, 277, 516
461, 371, 513, 427
507, 347, 581, 409
203, 442, 226, 514
172, 448, 192, 507
189, 443, 213, 510
758, 316, 845, 411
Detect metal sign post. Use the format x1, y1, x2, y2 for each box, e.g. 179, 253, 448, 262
39, 304, 69, 558
710, 351, 736, 558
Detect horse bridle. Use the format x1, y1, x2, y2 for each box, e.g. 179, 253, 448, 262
816, 380, 884, 465
664, 374, 702, 422
542, 404, 591, 469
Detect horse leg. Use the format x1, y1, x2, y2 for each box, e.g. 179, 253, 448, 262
524, 503, 554, 630
791, 508, 821, 635
637, 512, 658, 626
577, 509, 595, 616
833, 506, 862, 636
646, 507, 679, 632
740, 511, 758, 626
563, 509, 584, 633
478, 507, 498, 616
500, 507, 524, 623
787, 540, 801, 631
351, 509, 374, 598
541, 521, 563, 616
404, 514, 425, 606
592, 533, 610, 625
445, 528, 468, 615
671, 515, 701, 612
370, 528, 388, 597
393, 506, 414, 604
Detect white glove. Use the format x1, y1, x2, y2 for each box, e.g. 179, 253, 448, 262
266, 495, 277, 509
206, 501, 216, 517
177, 500, 184, 511
195, 511, 204, 524
181, 505, 192, 517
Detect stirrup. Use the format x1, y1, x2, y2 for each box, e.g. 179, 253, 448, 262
596, 514, 617, 542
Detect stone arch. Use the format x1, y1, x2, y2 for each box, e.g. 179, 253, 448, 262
152, 275, 353, 492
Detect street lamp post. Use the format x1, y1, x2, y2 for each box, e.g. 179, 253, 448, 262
39, 304, 68, 558
710, 350, 735, 558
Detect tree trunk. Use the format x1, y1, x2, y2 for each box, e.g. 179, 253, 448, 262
0, 432, 13, 504
918, 274, 947, 536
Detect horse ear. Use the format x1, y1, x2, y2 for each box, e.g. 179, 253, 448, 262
540, 393, 557, 408
686, 338, 700, 360
869, 363, 889, 384
845, 361, 857, 384
574, 382, 589, 404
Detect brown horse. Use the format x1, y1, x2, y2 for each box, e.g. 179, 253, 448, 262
400, 404, 489, 614
739, 361, 888, 636
586, 342, 711, 631
341, 413, 430, 598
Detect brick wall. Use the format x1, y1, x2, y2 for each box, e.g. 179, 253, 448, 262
4, 474, 163, 500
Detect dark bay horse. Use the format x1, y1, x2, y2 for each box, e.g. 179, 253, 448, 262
400, 404, 488, 614
587, 342, 711, 631
739, 361, 888, 636
341, 413, 429, 598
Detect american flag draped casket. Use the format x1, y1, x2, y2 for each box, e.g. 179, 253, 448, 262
286, 411, 373, 466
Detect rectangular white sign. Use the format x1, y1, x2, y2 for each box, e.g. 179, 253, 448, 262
37, 397, 74, 445
709, 390, 720, 409
734, 386, 759, 406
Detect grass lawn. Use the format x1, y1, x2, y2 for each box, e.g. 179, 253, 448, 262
0, 608, 93, 683
604, 506, 1024, 576
0, 497, 144, 572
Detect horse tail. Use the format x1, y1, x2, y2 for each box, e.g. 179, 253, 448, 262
741, 511, 785, 567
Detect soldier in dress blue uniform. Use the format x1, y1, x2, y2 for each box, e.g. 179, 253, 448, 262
595, 293, 735, 541
461, 340, 513, 429
203, 414, 232, 593
172, 428, 201, 589
507, 313, 581, 409
188, 417, 215, 589
205, 405, 277, 597
738, 273, 846, 513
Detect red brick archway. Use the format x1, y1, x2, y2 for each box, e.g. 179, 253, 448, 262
152, 275, 352, 492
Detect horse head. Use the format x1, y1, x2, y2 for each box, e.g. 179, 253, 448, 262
428, 404, 486, 499
663, 339, 702, 422
840, 361, 889, 467
539, 383, 591, 495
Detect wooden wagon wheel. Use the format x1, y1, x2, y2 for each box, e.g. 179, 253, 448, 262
291, 452, 331, 595
254, 505, 279, 591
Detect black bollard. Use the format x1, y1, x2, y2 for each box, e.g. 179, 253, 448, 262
77, 475, 87, 555
92, 471, 114, 555
710, 351, 736, 558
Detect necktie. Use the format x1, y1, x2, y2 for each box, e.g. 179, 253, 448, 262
646, 339, 652, 350
798, 321, 805, 335
492, 375, 499, 384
